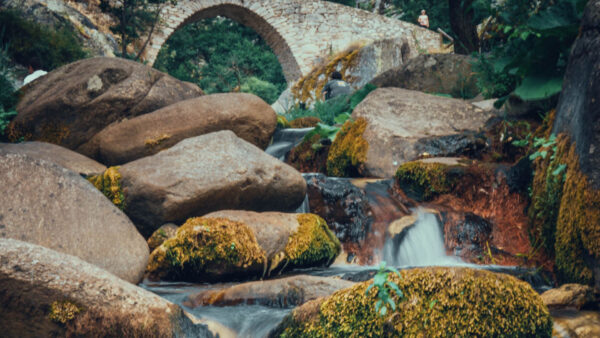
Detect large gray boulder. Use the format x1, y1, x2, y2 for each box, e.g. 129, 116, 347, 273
80, 93, 277, 165
8, 57, 202, 150
0, 239, 212, 337
0, 141, 106, 176
0, 152, 148, 283
370, 53, 479, 98
119, 131, 307, 237
350, 88, 492, 177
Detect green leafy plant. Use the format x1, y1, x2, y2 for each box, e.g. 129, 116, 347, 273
365, 261, 404, 316
476, 0, 586, 101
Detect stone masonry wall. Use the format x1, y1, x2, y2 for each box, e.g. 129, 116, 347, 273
145, 0, 444, 83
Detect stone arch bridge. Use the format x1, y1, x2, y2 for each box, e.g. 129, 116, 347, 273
145, 0, 444, 83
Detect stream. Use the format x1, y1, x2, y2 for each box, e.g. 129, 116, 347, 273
143, 129, 550, 337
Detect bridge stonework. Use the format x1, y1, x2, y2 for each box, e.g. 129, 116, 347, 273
146, 0, 444, 83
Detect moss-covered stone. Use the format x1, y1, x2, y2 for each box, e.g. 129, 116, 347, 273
289, 116, 322, 128
287, 133, 329, 173
326, 118, 368, 177
277, 115, 291, 129
284, 214, 341, 269
147, 224, 178, 252
529, 134, 600, 285
48, 300, 82, 324
292, 44, 362, 105
146, 217, 267, 282
395, 161, 461, 201
276, 267, 553, 337
87, 166, 125, 210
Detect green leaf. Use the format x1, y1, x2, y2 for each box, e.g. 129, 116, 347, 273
429, 299, 438, 309
365, 283, 375, 295
373, 272, 387, 286
514, 74, 563, 101
552, 164, 567, 176
387, 298, 396, 311
387, 281, 404, 298
512, 139, 529, 147
379, 305, 387, 316
334, 112, 351, 124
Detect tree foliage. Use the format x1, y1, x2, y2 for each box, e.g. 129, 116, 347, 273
476, 0, 586, 101
100, 0, 175, 58
154, 17, 286, 104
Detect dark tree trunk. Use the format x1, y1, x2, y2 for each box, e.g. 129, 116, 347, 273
449, 0, 479, 54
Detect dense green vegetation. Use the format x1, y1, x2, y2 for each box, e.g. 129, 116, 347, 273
0, 9, 87, 71
154, 17, 286, 104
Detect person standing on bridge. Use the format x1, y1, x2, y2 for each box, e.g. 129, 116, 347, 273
322, 71, 352, 100
418, 10, 430, 29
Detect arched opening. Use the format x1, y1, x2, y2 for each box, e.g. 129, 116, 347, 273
152, 4, 302, 104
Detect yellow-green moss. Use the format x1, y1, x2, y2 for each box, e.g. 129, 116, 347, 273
289, 116, 322, 128
529, 134, 600, 285
48, 300, 82, 324
146, 217, 267, 282
87, 166, 125, 210
284, 214, 341, 268
326, 118, 368, 177
277, 115, 291, 129
292, 44, 362, 105
278, 267, 553, 337
395, 161, 459, 201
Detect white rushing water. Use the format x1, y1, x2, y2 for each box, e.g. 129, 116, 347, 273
383, 208, 464, 267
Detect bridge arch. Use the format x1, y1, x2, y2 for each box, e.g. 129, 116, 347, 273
146, 2, 302, 82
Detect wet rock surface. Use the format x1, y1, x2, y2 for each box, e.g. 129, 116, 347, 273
0, 152, 148, 283
184, 275, 354, 309
304, 174, 372, 244
542, 284, 597, 311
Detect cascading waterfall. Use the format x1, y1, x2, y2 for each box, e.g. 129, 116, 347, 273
383, 208, 463, 267
265, 127, 314, 161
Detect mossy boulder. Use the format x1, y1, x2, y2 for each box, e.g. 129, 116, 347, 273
326, 118, 368, 177
530, 134, 600, 286
147, 212, 341, 282
272, 267, 553, 337
146, 217, 267, 282
395, 160, 463, 201
287, 133, 329, 173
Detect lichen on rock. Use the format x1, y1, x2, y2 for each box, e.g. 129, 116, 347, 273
146, 217, 267, 282
326, 118, 368, 177
275, 267, 553, 337
284, 214, 341, 269
87, 166, 125, 210
48, 300, 83, 324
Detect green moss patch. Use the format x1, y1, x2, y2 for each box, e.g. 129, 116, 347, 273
395, 161, 461, 201
284, 214, 341, 269
87, 166, 125, 210
326, 118, 368, 177
277, 267, 552, 337
146, 217, 267, 282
